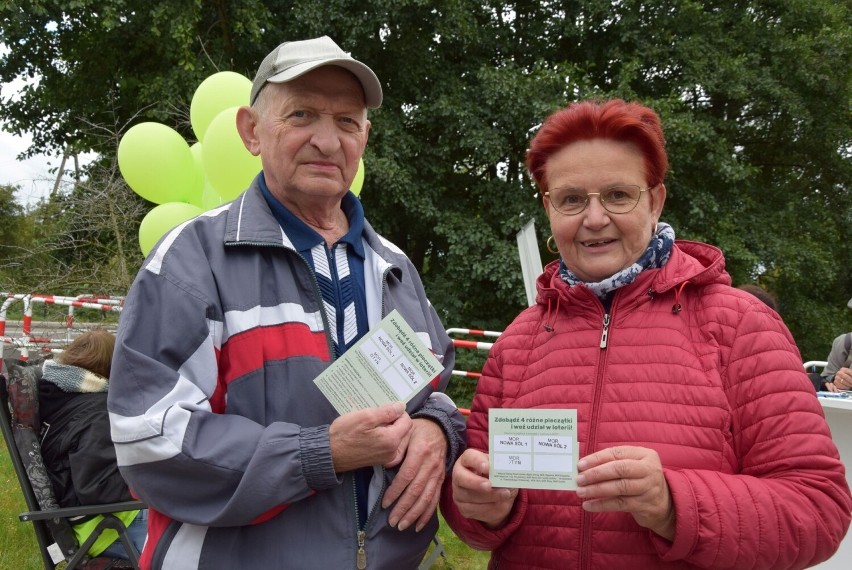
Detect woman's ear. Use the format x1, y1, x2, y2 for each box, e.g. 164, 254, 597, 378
650, 183, 667, 219
541, 191, 552, 216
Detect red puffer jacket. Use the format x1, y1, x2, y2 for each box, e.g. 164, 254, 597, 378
441, 240, 851, 570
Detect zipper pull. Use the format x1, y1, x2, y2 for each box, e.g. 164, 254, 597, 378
599, 314, 610, 348
357, 530, 367, 569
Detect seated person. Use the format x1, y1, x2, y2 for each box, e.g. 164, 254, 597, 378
38, 328, 146, 560
814, 332, 852, 392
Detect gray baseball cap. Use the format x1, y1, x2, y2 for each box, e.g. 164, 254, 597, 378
250, 36, 383, 108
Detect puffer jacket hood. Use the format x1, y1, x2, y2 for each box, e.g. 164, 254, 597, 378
535, 240, 730, 332
536, 240, 728, 305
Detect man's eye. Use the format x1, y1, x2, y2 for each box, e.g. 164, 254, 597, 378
338, 116, 361, 131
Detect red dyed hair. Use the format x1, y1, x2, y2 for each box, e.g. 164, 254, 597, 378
526, 99, 668, 193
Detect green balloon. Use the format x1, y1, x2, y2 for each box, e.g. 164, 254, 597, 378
190, 71, 252, 142
185, 142, 206, 207
138, 202, 204, 256
118, 122, 195, 204
351, 158, 365, 197
200, 180, 225, 210
202, 106, 262, 201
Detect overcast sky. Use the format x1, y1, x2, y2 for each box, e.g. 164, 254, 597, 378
1, 41, 94, 208
0, 126, 69, 207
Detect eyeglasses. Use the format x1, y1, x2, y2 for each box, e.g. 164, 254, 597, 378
544, 184, 654, 216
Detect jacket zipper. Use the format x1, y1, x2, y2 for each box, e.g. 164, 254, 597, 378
353, 267, 393, 569
352, 474, 366, 569
599, 314, 611, 348
352, 467, 388, 569
580, 309, 612, 569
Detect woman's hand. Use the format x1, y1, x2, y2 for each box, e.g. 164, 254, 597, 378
451, 449, 519, 529
577, 445, 675, 541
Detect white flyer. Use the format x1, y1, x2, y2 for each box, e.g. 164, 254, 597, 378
489, 408, 579, 490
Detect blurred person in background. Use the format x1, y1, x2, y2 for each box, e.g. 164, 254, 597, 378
39, 328, 146, 561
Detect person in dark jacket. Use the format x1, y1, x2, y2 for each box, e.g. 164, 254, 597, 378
40, 328, 146, 560
735, 283, 779, 312
441, 99, 851, 569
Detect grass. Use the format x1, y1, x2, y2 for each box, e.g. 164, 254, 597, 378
1, 442, 490, 569
431, 514, 492, 569
1, 441, 42, 569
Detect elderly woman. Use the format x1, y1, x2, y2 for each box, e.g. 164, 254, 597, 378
440, 99, 852, 569
39, 329, 147, 561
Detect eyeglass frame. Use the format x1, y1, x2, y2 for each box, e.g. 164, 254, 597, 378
544, 184, 658, 216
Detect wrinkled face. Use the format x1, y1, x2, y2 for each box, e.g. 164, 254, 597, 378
250, 66, 370, 207
543, 138, 666, 283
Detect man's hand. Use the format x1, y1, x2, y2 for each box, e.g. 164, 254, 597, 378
329, 402, 412, 473
576, 445, 675, 541
450, 448, 518, 529
381, 418, 447, 532
832, 367, 852, 391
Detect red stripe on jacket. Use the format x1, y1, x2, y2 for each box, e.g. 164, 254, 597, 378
218, 323, 330, 386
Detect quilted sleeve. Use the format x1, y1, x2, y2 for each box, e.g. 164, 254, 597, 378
654, 304, 852, 569
440, 323, 530, 551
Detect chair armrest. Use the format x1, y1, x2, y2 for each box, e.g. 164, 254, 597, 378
20, 500, 147, 522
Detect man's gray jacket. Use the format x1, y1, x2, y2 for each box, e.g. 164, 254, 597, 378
108, 179, 465, 569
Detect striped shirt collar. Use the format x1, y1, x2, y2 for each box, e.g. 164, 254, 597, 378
259, 173, 365, 259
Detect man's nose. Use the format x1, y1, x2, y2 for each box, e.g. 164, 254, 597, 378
309, 117, 342, 155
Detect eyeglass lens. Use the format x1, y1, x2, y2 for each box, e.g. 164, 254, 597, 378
549, 185, 643, 215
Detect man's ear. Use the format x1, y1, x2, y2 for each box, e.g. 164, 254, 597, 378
361, 119, 371, 153
236, 106, 261, 156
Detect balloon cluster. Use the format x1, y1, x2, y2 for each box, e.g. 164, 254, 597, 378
119, 71, 366, 256
117, 72, 258, 255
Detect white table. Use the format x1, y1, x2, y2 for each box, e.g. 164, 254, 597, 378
813, 397, 852, 569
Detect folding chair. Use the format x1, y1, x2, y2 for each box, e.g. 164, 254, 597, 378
804, 360, 829, 391
419, 536, 449, 569
0, 361, 145, 569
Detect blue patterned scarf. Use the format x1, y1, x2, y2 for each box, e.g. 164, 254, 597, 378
558, 222, 675, 300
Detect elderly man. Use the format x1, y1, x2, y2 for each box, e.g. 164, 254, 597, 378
109, 36, 465, 569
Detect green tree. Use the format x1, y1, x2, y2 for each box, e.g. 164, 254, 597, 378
0, 183, 31, 286
2, 0, 850, 361
4, 158, 147, 295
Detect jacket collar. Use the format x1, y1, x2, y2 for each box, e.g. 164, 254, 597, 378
223, 176, 404, 281
536, 240, 729, 306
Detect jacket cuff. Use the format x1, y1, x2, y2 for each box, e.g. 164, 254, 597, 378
299, 425, 340, 491
411, 393, 467, 472
652, 469, 696, 562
